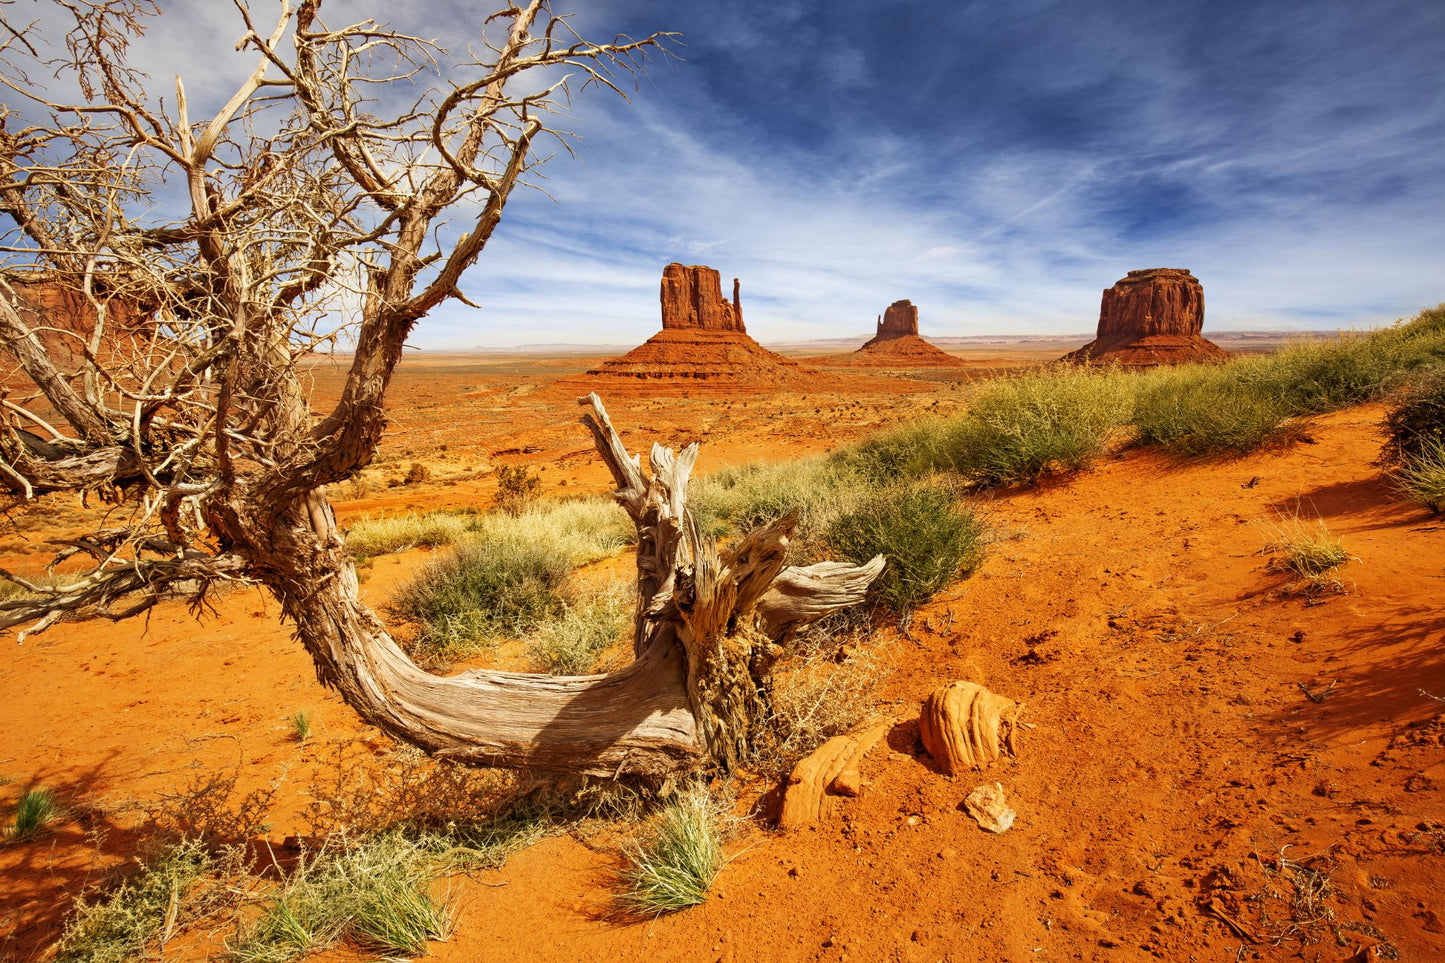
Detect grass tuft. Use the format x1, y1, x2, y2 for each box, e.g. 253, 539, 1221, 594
825, 480, 987, 612
1133, 365, 1294, 456
1393, 438, 1445, 512
289, 711, 312, 743
618, 786, 723, 917
228, 833, 450, 963
9, 786, 59, 842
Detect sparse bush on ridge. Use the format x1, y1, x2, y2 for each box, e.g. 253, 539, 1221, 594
1133, 365, 1294, 456
1392, 438, 1445, 512
826, 480, 988, 612
1380, 365, 1445, 467
494, 464, 542, 516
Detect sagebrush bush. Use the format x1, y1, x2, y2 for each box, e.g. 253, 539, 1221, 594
826, 481, 987, 611
1380, 365, 1445, 467
751, 629, 887, 777
618, 786, 723, 916
494, 464, 542, 516
55, 839, 227, 963
388, 536, 570, 665
947, 367, 1133, 484
1133, 365, 1294, 456
526, 582, 630, 674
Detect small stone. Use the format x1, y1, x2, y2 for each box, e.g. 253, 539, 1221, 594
831, 770, 863, 797
964, 782, 1017, 834
907, 815, 921, 827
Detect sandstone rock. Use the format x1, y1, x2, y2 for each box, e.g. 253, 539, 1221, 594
874, 299, 919, 340
842, 298, 960, 367
963, 782, 1016, 834
580, 262, 825, 389
660, 262, 744, 333
918, 680, 1024, 775
1063, 268, 1227, 366
779, 720, 891, 830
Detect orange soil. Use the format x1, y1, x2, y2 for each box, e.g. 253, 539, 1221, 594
2, 355, 1443, 962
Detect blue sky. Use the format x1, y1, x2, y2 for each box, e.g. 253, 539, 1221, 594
12, 0, 1445, 347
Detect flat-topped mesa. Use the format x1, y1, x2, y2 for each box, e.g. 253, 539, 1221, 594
660, 262, 744, 333
1063, 267, 1226, 366
872, 299, 919, 341
1098, 268, 1203, 339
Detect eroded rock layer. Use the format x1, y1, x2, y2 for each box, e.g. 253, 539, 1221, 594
1063, 268, 1227, 366
660, 262, 744, 333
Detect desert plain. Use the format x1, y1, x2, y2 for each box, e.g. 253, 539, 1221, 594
1, 333, 1443, 963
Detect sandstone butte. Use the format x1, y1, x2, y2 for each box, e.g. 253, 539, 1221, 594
850, 298, 962, 367
582, 263, 820, 386
1062, 268, 1228, 366
1, 273, 150, 370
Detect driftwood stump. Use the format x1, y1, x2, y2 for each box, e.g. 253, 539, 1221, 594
259, 393, 885, 778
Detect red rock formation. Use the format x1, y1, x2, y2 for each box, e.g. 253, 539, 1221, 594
581, 263, 819, 389
844, 298, 960, 367
2, 274, 150, 371
871, 299, 919, 341
1063, 268, 1227, 366
660, 263, 744, 333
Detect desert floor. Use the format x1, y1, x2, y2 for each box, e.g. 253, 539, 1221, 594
2, 346, 1443, 962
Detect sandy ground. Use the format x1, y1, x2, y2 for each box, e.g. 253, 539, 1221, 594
1, 352, 1442, 962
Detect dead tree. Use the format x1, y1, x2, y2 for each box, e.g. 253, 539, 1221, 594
0, 1, 883, 776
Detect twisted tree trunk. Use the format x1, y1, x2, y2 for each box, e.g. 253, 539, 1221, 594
253, 393, 882, 777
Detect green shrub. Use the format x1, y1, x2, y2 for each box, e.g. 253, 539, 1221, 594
691, 457, 864, 543
9, 786, 59, 841
825, 481, 987, 612
1380, 365, 1445, 468
947, 367, 1133, 484
1392, 438, 1445, 512
619, 786, 723, 916
834, 416, 965, 481
1133, 365, 1293, 456
494, 464, 541, 516
388, 537, 570, 665
526, 582, 630, 675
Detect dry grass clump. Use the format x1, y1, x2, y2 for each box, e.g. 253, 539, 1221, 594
55, 839, 245, 963
617, 784, 724, 917
343, 511, 472, 558
526, 579, 630, 675
751, 626, 888, 778
228, 833, 450, 963
494, 464, 542, 516
1263, 513, 1354, 596
825, 480, 987, 612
